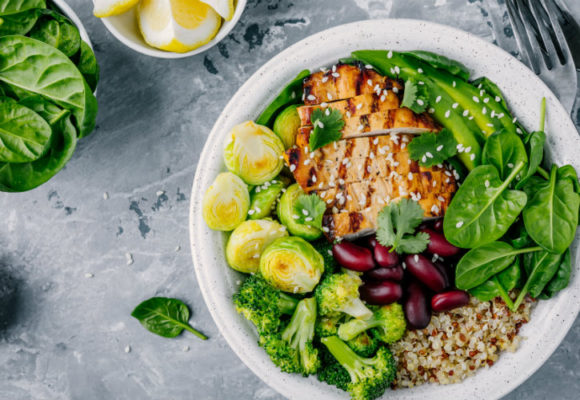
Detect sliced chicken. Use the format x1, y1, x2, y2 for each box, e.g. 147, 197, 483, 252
295, 108, 440, 148
303, 64, 403, 105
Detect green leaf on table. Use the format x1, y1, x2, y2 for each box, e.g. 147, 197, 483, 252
308, 108, 345, 151
376, 198, 429, 254
408, 128, 457, 167
293, 193, 326, 230
131, 297, 208, 340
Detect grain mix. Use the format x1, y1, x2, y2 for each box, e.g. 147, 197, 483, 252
392, 296, 533, 388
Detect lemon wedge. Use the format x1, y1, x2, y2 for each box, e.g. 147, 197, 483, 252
138, 0, 222, 53
200, 0, 235, 21
93, 0, 140, 18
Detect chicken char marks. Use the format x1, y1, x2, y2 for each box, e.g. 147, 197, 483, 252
286, 63, 457, 241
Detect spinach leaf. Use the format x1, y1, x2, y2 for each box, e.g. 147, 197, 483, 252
481, 129, 528, 181
443, 163, 527, 248
0, 35, 98, 137
0, 0, 45, 15
507, 222, 533, 250
469, 260, 521, 309
515, 130, 545, 189
557, 165, 580, 193
522, 165, 580, 254
0, 9, 39, 36
131, 297, 208, 340
0, 96, 52, 162
256, 69, 310, 127
455, 241, 539, 290
539, 249, 571, 299
0, 112, 76, 192
74, 41, 99, 92
513, 249, 565, 308
30, 9, 81, 57
405, 50, 470, 81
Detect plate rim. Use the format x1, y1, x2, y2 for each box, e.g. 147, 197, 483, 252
189, 17, 580, 400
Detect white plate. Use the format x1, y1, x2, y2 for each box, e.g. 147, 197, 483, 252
99, 0, 246, 59
189, 19, 580, 400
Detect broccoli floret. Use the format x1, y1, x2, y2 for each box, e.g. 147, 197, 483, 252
346, 332, 378, 358
321, 336, 396, 400
260, 297, 320, 376
311, 239, 339, 277
233, 274, 298, 334
338, 303, 406, 344
316, 343, 351, 391
316, 314, 343, 338
315, 272, 372, 319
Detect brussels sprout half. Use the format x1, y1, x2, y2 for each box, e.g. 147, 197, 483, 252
278, 184, 322, 241
202, 172, 250, 231
273, 104, 301, 149
248, 176, 291, 220
260, 236, 324, 294
224, 121, 285, 185
226, 219, 288, 273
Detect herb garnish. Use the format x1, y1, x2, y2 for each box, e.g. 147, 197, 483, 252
400, 78, 428, 113
293, 193, 326, 230
376, 198, 429, 254
309, 108, 345, 151
407, 128, 458, 167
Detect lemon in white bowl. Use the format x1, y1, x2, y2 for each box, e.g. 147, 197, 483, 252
93, 0, 140, 18
200, 0, 235, 21
137, 0, 221, 53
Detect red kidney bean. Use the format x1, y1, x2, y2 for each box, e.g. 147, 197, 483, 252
359, 281, 402, 305
373, 243, 399, 268
420, 228, 461, 257
432, 219, 443, 232
432, 261, 450, 289
332, 242, 375, 272
365, 265, 404, 281
405, 254, 447, 293
404, 281, 431, 329
431, 290, 470, 312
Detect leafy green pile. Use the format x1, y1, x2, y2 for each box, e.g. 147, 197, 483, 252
0, 0, 99, 192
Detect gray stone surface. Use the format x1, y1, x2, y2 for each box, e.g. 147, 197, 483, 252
0, 0, 579, 399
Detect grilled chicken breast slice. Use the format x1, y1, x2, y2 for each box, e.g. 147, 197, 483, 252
297, 92, 401, 126
303, 64, 403, 105
295, 108, 439, 148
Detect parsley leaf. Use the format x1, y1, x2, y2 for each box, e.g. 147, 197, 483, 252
408, 128, 458, 167
401, 78, 429, 114
293, 193, 326, 229
376, 199, 429, 254
309, 108, 345, 151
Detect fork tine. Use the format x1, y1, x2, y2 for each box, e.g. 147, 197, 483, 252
525, 0, 559, 69
506, 0, 539, 72
541, 0, 575, 66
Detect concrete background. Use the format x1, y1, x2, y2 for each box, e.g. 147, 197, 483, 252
1, 0, 579, 399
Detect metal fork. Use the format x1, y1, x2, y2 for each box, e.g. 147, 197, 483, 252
506, 0, 577, 114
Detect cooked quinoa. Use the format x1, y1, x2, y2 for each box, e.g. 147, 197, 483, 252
392, 296, 533, 388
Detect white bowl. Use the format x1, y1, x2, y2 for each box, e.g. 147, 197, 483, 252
99, 0, 246, 59
53, 0, 93, 47
189, 19, 580, 400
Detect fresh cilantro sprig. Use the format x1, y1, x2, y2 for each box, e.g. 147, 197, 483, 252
376, 198, 429, 254
309, 108, 345, 151
407, 128, 458, 167
293, 193, 326, 229
401, 78, 429, 114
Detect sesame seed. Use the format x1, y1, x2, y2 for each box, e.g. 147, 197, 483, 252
495, 96, 501, 102
452, 102, 459, 109
408, 172, 413, 181
480, 89, 485, 97
436, 96, 442, 103
418, 81, 425, 85
472, 96, 480, 103
485, 180, 490, 188
487, 123, 494, 127
392, 87, 399, 94
422, 155, 427, 163
417, 99, 424, 106
356, 103, 363, 110
394, 66, 401, 74
305, 217, 313, 222
462, 110, 469, 117
445, 110, 451, 118
507, 163, 514, 168
332, 72, 340, 78
367, 79, 373, 86
358, 124, 364, 131
373, 138, 379, 145
484, 97, 490, 103
436, 145, 444, 151
470, 153, 476, 161
414, 255, 419, 262
387, 50, 393, 58
465, 146, 471, 153
426, 151, 433, 158
418, 68, 424, 73
327, 93, 333, 100
85, 273, 94, 278
365, 64, 373, 69
482, 107, 487, 115
498, 113, 505, 118
428, 108, 435, 114
452, 81, 456, 87
456, 221, 464, 228
380, 95, 386, 102
125, 345, 131, 353
321, 76, 329, 83
290, 164, 296, 172
513, 117, 518, 123
307, 94, 316, 101
345, 111, 351, 118
325, 109, 331, 116
438, 195, 445, 202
